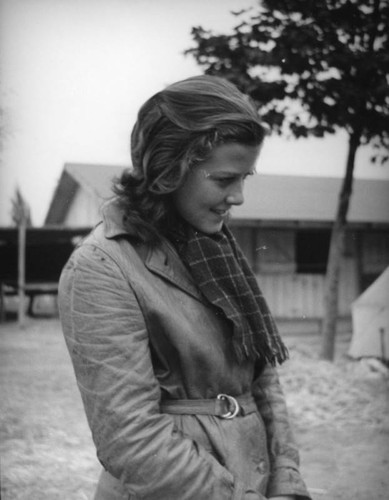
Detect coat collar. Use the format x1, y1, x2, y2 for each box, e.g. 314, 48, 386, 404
101, 200, 204, 302
102, 199, 134, 239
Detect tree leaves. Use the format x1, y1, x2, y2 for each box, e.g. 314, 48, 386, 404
186, 0, 389, 151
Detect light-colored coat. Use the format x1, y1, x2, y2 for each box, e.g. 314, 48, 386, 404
58, 203, 311, 500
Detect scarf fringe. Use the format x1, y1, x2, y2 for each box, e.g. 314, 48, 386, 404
232, 335, 289, 366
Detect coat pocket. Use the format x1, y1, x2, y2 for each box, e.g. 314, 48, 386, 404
172, 414, 227, 466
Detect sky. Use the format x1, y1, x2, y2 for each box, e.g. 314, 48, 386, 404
1, 0, 388, 226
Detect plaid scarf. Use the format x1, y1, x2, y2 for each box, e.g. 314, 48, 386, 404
168, 223, 288, 365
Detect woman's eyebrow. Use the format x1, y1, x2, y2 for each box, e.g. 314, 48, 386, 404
210, 170, 255, 176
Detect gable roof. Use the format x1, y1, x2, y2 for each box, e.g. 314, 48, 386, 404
45, 163, 123, 224
234, 173, 389, 225
45, 162, 389, 226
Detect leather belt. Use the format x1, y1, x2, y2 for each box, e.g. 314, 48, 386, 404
160, 393, 257, 419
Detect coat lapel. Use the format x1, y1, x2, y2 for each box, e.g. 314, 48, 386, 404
144, 243, 205, 303
102, 200, 205, 302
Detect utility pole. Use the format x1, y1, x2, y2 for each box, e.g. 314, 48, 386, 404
18, 217, 26, 328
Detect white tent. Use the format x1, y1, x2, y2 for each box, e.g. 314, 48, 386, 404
348, 267, 389, 360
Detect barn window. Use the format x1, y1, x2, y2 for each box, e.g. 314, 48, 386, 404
255, 229, 295, 274
230, 226, 259, 271
295, 229, 331, 274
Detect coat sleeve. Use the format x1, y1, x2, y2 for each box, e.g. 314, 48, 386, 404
58, 243, 250, 500
252, 364, 312, 500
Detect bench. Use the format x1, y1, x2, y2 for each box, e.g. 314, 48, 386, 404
0, 281, 58, 322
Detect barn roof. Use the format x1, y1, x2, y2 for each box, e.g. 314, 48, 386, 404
235, 173, 389, 226
45, 163, 123, 224
45, 162, 389, 227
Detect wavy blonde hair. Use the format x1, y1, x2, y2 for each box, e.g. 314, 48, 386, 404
113, 75, 266, 242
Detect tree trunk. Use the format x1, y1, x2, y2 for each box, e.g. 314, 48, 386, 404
320, 132, 361, 360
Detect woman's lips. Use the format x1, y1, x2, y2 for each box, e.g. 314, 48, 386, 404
212, 208, 229, 217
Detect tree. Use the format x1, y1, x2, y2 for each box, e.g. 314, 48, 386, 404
11, 186, 32, 227
186, 0, 389, 360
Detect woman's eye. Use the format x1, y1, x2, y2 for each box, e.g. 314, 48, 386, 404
214, 173, 253, 184
205, 171, 254, 185
214, 177, 235, 185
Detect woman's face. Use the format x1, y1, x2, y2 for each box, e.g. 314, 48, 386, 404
173, 143, 261, 234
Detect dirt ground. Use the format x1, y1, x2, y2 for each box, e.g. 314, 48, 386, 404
1, 316, 388, 500
279, 335, 389, 500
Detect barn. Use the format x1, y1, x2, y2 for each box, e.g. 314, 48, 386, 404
45, 162, 389, 333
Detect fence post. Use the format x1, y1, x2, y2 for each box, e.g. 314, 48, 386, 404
18, 220, 26, 328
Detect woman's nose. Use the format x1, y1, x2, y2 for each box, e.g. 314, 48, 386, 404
225, 180, 244, 206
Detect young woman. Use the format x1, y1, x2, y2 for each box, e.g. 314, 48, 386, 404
58, 75, 311, 500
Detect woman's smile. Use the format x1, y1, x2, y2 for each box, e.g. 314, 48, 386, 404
211, 208, 229, 216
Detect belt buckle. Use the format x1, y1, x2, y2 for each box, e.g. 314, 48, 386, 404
217, 394, 240, 419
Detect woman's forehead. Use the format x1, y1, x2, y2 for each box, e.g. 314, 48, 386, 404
202, 143, 260, 170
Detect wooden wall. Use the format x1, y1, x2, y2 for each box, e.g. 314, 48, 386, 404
232, 226, 388, 320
